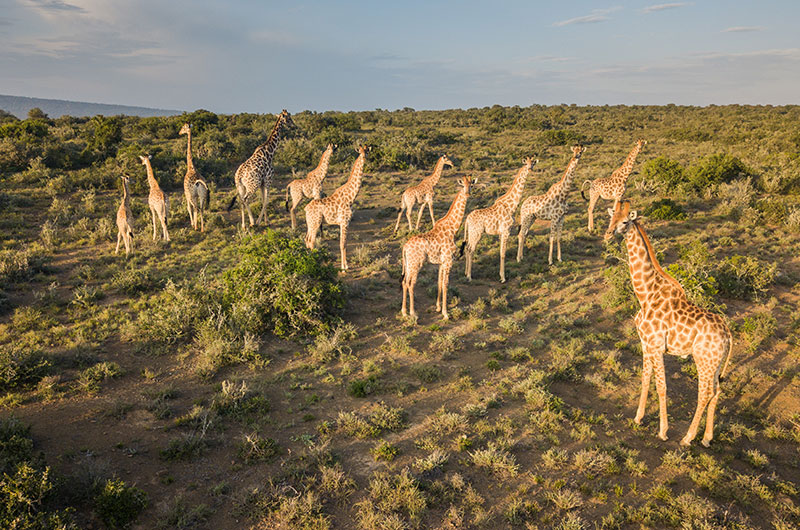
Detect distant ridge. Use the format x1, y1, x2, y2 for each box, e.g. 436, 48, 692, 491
0, 94, 183, 119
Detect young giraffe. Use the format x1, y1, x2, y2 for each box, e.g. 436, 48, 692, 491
605, 200, 733, 447
393, 155, 454, 233
139, 155, 170, 242
285, 143, 337, 230
460, 157, 536, 283
304, 146, 369, 270
402, 175, 476, 320
115, 175, 134, 256
517, 145, 586, 265
582, 139, 646, 232
179, 123, 210, 232
227, 110, 294, 229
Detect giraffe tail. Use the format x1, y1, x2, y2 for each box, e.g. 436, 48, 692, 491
226, 193, 237, 212
285, 184, 290, 212
719, 325, 734, 381
580, 180, 591, 202
400, 246, 406, 285
458, 224, 468, 259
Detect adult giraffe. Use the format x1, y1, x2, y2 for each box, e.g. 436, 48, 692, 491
582, 139, 646, 232
401, 175, 476, 320
605, 200, 733, 447
227, 110, 295, 229
179, 123, 210, 232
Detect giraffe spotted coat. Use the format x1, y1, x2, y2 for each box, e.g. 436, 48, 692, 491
582, 139, 646, 231
140, 155, 170, 242
285, 143, 337, 230
394, 155, 454, 233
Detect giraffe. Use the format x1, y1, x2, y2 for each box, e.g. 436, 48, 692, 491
460, 157, 536, 283
402, 175, 476, 320
115, 175, 134, 256
517, 145, 586, 265
179, 123, 210, 232
285, 143, 337, 230
139, 155, 170, 242
582, 139, 646, 232
227, 110, 295, 229
604, 200, 733, 447
304, 145, 369, 270
393, 155, 454, 233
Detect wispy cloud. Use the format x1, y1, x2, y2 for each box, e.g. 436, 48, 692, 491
722, 26, 765, 33
692, 48, 800, 60
553, 7, 620, 27
27, 0, 86, 13
641, 3, 691, 14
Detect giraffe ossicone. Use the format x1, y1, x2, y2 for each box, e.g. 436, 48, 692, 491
605, 200, 733, 447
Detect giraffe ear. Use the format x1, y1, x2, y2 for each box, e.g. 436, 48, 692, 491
607, 208, 614, 218
629, 210, 638, 220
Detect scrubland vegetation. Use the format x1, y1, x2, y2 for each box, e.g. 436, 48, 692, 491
1, 103, 800, 528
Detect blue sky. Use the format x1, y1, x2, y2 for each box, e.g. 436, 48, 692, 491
1, 1, 798, 113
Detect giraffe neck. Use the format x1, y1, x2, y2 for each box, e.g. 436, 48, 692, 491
340, 151, 366, 204
625, 220, 684, 305
616, 144, 643, 182
312, 146, 334, 184
550, 153, 581, 196
122, 181, 129, 203
436, 185, 468, 239
495, 165, 530, 211
254, 116, 286, 167
424, 157, 447, 187
144, 161, 159, 191
185, 129, 195, 171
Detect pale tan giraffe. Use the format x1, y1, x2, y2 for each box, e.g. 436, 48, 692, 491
227, 110, 295, 229
393, 155, 454, 233
115, 175, 134, 256
304, 146, 369, 270
285, 143, 337, 230
179, 123, 210, 232
605, 200, 733, 447
139, 155, 170, 242
401, 175, 476, 320
517, 145, 585, 265
460, 157, 536, 283
582, 139, 646, 231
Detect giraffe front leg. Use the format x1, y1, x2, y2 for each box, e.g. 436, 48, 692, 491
499, 233, 508, 283
440, 261, 452, 320
340, 223, 348, 270
548, 223, 556, 265
682, 372, 713, 447
635, 356, 653, 424
406, 200, 414, 230
428, 200, 435, 227
652, 353, 669, 441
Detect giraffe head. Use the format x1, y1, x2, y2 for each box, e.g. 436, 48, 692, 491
604, 200, 638, 242
139, 155, 152, 166
278, 109, 296, 130
572, 145, 586, 158
328, 143, 338, 152
462, 175, 478, 194
441, 155, 454, 168
120, 175, 130, 185
179, 123, 191, 136
637, 139, 647, 148
356, 145, 371, 156
523, 157, 538, 170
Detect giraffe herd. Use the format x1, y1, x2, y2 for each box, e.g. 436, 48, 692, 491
111, 111, 734, 447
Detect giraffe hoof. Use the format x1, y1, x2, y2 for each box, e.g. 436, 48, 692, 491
633, 416, 642, 425
679, 437, 692, 447
701, 438, 712, 448
660, 434, 670, 442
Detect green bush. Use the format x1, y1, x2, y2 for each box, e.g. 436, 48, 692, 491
644, 198, 687, 220
665, 241, 721, 310
0, 463, 76, 529
716, 255, 776, 300
347, 375, 380, 398
0, 344, 51, 391
688, 153, 749, 190
0, 418, 35, 474
640, 156, 688, 191
540, 129, 585, 146
94, 478, 147, 528
222, 230, 344, 338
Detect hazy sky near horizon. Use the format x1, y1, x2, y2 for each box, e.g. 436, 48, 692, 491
1, 1, 798, 114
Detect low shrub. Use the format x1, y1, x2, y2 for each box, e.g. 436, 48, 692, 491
688, 153, 750, 190
716, 256, 777, 300
640, 156, 688, 192
0, 344, 51, 391
94, 478, 148, 528
644, 199, 687, 221
222, 230, 344, 338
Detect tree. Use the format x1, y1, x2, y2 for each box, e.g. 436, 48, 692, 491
27, 108, 48, 120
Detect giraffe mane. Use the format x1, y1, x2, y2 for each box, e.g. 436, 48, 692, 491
631, 219, 685, 295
